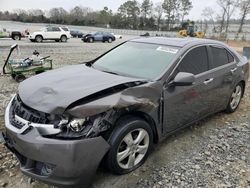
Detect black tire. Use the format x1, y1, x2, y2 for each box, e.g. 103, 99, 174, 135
12, 34, 21, 40
14, 74, 26, 82
35, 70, 44, 74
226, 83, 243, 113
88, 38, 94, 43
105, 116, 153, 175
60, 35, 67, 42
55, 39, 60, 42
35, 35, 43, 43
11, 74, 16, 79
108, 37, 112, 43
30, 39, 35, 42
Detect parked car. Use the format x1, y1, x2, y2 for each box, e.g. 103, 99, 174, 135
28, 26, 71, 42
140, 32, 150, 37
3, 37, 249, 188
111, 33, 122, 39
70, 30, 84, 38
0, 27, 23, 40
82, 31, 115, 43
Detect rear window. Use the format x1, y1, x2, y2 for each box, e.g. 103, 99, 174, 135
210, 47, 230, 68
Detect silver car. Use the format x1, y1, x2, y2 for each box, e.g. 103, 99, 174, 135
3, 37, 249, 188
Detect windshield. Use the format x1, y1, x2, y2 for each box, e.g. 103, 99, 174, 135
93, 42, 179, 80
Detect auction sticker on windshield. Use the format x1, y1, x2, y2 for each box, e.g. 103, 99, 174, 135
156, 46, 178, 54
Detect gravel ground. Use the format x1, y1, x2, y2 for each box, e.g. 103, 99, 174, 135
0, 37, 249, 188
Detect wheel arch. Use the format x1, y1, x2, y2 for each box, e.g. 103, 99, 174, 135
35, 34, 43, 39
114, 111, 159, 144
61, 34, 67, 38
239, 80, 246, 97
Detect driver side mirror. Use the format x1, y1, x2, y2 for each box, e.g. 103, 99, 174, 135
169, 72, 195, 87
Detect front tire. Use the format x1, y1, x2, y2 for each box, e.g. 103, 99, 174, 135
105, 117, 153, 174
88, 38, 94, 43
35, 35, 43, 43
226, 83, 243, 113
14, 74, 26, 82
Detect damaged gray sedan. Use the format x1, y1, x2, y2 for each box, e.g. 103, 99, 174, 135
3, 37, 249, 188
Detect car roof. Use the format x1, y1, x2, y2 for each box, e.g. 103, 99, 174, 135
130, 37, 225, 48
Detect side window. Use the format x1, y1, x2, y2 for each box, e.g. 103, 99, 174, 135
47, 27, 53, 32
52, 27, 60, 32
210, 47, 229, 68
227, 51, 234, 63
177, 46, 209, 75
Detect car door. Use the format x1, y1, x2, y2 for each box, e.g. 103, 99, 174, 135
163, 46, 214, 133
94, 32, 103, 41
206, 45, 238, 112
43, 27, 52, 39
52, 27, 61, 39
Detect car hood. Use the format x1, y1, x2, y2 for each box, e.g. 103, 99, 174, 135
18, 64, 145, 114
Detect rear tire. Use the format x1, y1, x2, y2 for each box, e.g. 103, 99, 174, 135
226, 83, 243, 113
12, 34, 21, 40
105, 116, 153, 175
60, 35, 67, 42
108, 37, 112, 43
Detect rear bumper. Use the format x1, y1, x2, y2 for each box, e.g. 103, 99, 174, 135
3, 99, 110, 188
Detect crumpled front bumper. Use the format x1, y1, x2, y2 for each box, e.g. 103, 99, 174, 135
3, 98, 110, 188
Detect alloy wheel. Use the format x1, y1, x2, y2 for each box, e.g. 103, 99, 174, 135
116, 128, 149, 169
230, 85, 242, 110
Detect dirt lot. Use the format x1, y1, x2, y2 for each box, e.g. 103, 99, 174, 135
0, 37, 249, 188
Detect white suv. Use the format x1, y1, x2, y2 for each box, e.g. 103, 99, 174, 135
29, 26, 71, 42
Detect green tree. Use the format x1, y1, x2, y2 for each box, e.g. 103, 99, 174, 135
162, 0, 180, 30
237, 0, 250, 34
118, 0, 140, 29
49, 7, 68, 24
179, 0, 193, 22
97, 7, 112, 26
141, 0, 153, 18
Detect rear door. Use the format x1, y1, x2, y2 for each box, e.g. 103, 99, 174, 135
52, 27, 62, 39
163, 46, 213, 133
206, 45, 238, 111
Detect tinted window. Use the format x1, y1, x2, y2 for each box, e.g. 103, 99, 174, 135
210, 47, 229, 68
47, 27, 53, 32
177, 46, 209, 75
62, 27, 69, 31
227, 51, 234, 63
52, 27, 60, 31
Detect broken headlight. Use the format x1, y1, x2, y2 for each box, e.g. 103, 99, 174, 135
69, 118, 86, 132
57, 118, 87, 133
54, 110, 116, 139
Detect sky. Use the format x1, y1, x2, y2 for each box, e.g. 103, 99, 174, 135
0, 0, 222, 20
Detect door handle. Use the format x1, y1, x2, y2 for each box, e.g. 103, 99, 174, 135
204, 78, 214, 84
231, 68, 237, 73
